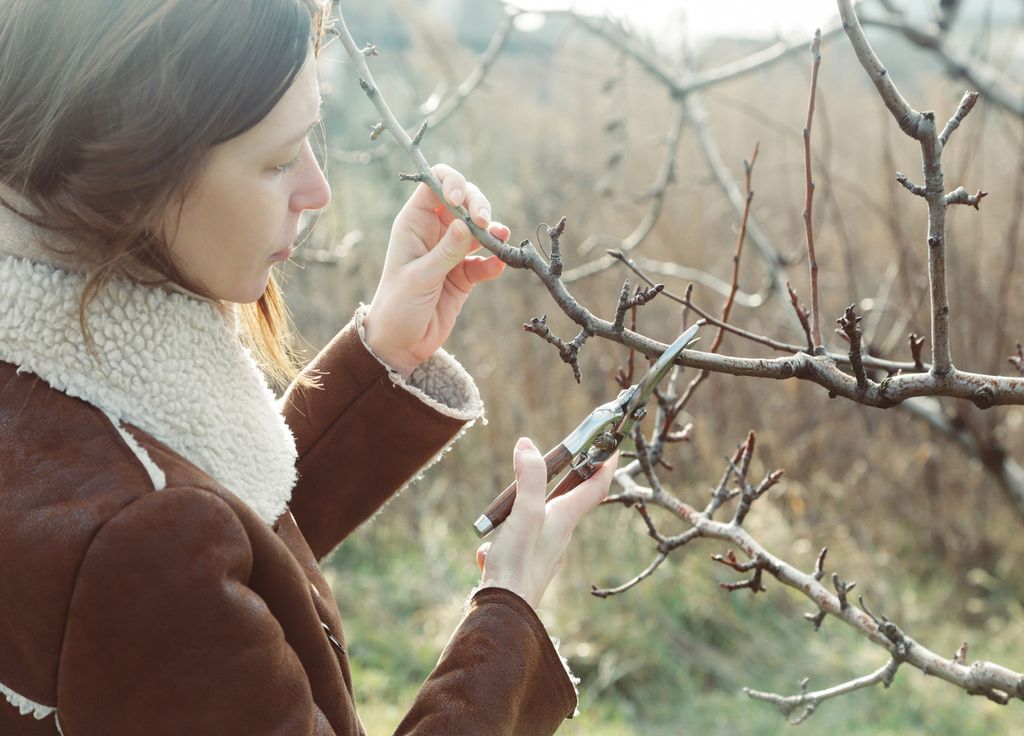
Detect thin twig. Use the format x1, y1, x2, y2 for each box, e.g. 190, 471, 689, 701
836, 304, 868, 390
676, 142, 760, 410
605, 437, 1024, 708
333, 12, 519, 164
745, 659, 901, 725
803, 29, 824, 351
787, 282, 815, 352
838, 0, 968, 377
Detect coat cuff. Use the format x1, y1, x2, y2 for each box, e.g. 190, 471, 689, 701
353, 303, 483, 423
282, 307, 487, 558
467, 586, 580, 719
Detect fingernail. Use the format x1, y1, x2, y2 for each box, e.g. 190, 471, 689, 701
452, 219, 469, 241
515, 437, 534, 452
448, 188, 463, 206
478, 208, 491, 224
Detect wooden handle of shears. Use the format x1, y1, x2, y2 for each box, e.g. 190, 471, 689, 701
475, 443, 573, 537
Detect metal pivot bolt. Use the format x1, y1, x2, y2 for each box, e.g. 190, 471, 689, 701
592, 432, 619, 452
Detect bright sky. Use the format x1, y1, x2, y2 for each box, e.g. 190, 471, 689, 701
512, 1, 843, 42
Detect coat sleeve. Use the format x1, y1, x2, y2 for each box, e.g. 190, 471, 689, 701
280, 305, 483, 560
397, 587, 578, 735
57, 488, 336, 736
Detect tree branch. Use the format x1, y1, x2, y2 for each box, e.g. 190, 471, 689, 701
745, 659, 901, 725
333, 11, 518, 164
803, 29, 825, 350
838, 0, 976, 378
599, 436, 1024, 716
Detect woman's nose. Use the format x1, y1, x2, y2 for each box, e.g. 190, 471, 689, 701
291, 147, 332, 213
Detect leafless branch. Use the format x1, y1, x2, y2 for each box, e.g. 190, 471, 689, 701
607, 250, 764, 309
803, 29, 825, 350
333, 11, 518, 164
745, 659, 901, 725
522, 315, 592, 383
910, 333, 927, 372
599, 436, 1024, 714
675, 142, 760, 410
335, 2, 1024, 725
895, 171, 927, 197
939, 89, 980, 146
787, 282, 815, 353
858, 12, 1024, 119
612, 280, 663, 332
836, 304, 867, 390
838, 0, 984, 378
945, 186, 988, 209
685, 93, 791, 301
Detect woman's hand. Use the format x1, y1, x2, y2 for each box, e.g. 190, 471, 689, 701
363, 164, 509, 379
476, 437, 619, 609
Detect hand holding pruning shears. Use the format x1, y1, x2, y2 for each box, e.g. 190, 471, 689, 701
474, 324, 701, 608
475, 323, 702, 538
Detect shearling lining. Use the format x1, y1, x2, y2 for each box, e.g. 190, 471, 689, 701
0, 255, 298, 524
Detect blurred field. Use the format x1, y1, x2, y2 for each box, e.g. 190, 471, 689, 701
281, 5, 1024, 733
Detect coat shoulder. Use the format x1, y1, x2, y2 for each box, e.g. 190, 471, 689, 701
0, 361, 255, 721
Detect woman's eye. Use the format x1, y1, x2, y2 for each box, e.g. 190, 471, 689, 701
274, 154, 301, 174
274, 134, 314, 174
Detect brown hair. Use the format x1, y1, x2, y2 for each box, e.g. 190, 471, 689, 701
0, 0, 330, 387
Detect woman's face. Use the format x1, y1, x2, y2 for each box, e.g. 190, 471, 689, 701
161, 51, 331, 304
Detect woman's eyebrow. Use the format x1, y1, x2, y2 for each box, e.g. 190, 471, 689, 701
279, 95, 324, 148
280, 119, 320, 148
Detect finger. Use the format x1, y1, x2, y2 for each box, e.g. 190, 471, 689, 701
461, 254, 505, 285
399, 164, 464, 217
462, 183, 492, 229
476, 542, 491, 572
547, 452, 620, 532
433, 164, 467, 208
488, 221, 511, 243
415, 219, 473, 283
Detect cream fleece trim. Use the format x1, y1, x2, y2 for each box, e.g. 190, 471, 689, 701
104, 410, 167, 491
464, 585, 581, 715
353, 303, 484, 423
0, 681, 55, 720
0, 255, 298, 525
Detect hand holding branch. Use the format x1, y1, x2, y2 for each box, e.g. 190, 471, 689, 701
363, 164, 508, 378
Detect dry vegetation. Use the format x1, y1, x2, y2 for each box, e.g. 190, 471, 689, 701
280, 2, 1023, 732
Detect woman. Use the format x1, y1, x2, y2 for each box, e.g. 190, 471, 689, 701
0, 1, 616, 734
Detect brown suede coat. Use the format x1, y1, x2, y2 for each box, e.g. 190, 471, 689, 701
0, 318, 576, 735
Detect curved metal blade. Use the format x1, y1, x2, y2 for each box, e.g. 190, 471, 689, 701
628, 323, 701, 413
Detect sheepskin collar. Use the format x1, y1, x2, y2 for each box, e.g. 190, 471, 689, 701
0, 254, 298, 525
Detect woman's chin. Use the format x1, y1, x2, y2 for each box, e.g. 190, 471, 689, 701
224, 271, 274, 305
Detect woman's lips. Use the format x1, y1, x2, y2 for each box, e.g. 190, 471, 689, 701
269, 245, 293, 262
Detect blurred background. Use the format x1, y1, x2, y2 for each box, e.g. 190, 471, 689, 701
282, 1, 1024, 733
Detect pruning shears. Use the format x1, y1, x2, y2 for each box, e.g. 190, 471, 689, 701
473, 323, 701, 537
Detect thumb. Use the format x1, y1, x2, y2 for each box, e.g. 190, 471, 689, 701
420, 219, 473, 281
501, 437, 547, 539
